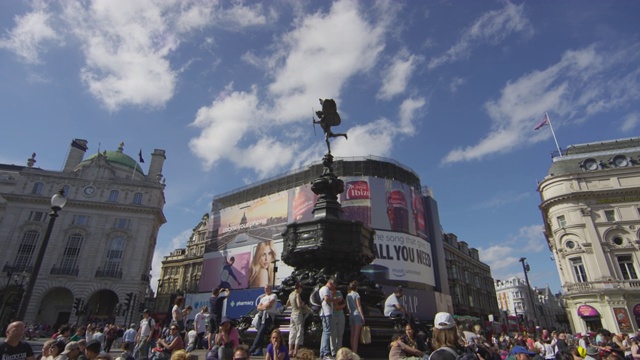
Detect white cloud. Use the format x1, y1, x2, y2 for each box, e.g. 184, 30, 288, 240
473, 191, 531, 209
267, 0, 388, 123
151, 228, 191, 291
478, 245, 520, 271
2, 0, 270, 110
428, 1, 532, 69
442, 43, 640, 164
377, 50, 422, 100
620, 112, 640, 133
0, 1, 61, 64
188, 85, 263, 170
478, 224, 546, 278
189, 0, 414, 174
449, 77, 466, 93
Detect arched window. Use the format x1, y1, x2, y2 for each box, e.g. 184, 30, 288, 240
60, 234, 83, 275
108, 190, 119, 202
31, 182, 44, 195
133, 192, 143, 205
104, 237, 125, 276
15, 230, 40, 271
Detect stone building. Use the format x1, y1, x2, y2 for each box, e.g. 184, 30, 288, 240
443, 233, 499, 321
156, 213, 208, 322
0, 139, 166, 327
495, 277, 568, 333
538, 137, 640, 333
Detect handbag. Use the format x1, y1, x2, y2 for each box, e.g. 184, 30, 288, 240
360, 325, 371, 345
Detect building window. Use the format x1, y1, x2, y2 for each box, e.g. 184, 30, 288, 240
28, 211, 47, 222
72, 215, 90, 226
557, 215, 567, 228
31, 182, 44, 195
618, 255, 638, 280
15, 230, 40, 271
60, 234, 83, 273
605, 210, 616, 222
570, 257, 588, 283
115, 218, 130, 229
133, 192, 143, 205
108, 190, 119, 202
104, 237, 125, 276
62, 185, 70, 196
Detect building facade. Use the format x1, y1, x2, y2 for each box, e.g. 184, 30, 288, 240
443, 233, 499, 321
0, 139, 166, 327
495, 277, 568, 333
156, 213, 208, 322
538, 137, 640, 334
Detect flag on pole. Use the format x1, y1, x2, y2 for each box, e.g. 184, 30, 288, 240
534, 114, 549, 130
138, 149, 145, 163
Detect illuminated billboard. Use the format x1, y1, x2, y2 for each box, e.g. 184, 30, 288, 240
202, 176, 432, 291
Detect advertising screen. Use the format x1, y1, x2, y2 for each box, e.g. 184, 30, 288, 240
201, 176, 432, 292
363, 230, 435, 288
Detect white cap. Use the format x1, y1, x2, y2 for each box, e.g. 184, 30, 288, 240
434, 312, 455, 330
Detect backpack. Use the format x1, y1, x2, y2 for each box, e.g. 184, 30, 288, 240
434, 346, 479, 360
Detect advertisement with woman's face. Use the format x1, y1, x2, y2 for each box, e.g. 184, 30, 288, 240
248, 240, 278, 288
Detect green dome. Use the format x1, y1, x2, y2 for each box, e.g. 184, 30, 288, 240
81, 143, 143, 175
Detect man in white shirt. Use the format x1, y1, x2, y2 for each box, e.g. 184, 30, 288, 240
134, 309, 155, 359
194, 306, 209, 349
320, 278, 337, 360
249, 285, 277, 356
384, 287, 408, 318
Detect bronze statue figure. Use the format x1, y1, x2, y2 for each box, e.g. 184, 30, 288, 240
313, 98, 347, 153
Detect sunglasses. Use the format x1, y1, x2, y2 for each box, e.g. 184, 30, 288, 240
170, 328, 178, 331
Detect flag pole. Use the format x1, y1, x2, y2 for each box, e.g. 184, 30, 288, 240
546, 112, 562, 157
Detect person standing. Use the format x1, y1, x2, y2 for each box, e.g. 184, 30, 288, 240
122, 324, 137, 348
287, 282, 305, 358
330, 286, 346, 358
346, 281, 365, 354
0, 321, 35, 360
134, 309, 156, 359
194, 306, 208, 349
320, 278, 337, 360
249, 285, 278, 356
208, 287, 220, 350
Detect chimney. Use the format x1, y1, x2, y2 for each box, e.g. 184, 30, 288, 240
148, 149, 166, 182
63, 139, 88, 172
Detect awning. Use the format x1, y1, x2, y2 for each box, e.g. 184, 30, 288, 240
577, 305, 600, 317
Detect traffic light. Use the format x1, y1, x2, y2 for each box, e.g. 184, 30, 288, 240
73, 298, 82, 311
138, 302, 145, 312
125, 292, 134, 310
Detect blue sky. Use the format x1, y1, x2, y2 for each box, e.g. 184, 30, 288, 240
2, 0, 639, 294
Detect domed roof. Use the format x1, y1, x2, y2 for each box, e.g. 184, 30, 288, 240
80, 142, 143, 175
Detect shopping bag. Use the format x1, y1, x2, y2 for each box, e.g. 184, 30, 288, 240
359, 325, 371, 344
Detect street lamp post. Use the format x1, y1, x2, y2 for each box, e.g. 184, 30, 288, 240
519, 257, 538, 332
16, 189, 67, 321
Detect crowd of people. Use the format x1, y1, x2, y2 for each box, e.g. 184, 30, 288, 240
387, 311, 640, 360
3, 284, 640, 360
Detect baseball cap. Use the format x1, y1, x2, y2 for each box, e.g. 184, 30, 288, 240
434, 312, 455, 330
510, 346, 536, 357
62, 341, 80, 355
